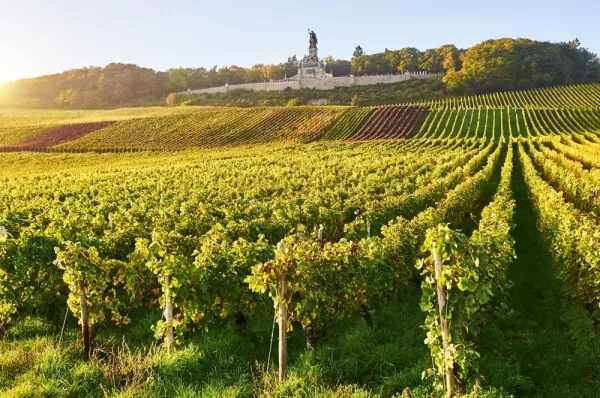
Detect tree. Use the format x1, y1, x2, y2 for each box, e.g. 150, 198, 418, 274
245, 65, 264, 83
166, 68, 190, 92
386, 48, 419, 73
351, 55, 370, 75
323, 55, 334, 68
442, 51, 462, 92
418, 49, 438, 72
353, 46, 365, 58
324, 56, 351, 77
54, 89, 78, 107
165, 93, 178, 106
280, 55, 299, 78
418, 45, 462, 74
441, 38, 599, 93
261, 64, 283, 81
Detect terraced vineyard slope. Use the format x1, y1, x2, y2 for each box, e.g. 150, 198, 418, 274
347, 105, 427, 140
414, 107, 600, 139
0, 106, 349, 151
412, 83, 600, 108
321, 107, 374, 140
2, 84, 600, 151
60, 106, 348, 150
3, 122, 115, 149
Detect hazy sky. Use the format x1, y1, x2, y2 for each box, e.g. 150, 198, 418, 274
0, 0, 597, 83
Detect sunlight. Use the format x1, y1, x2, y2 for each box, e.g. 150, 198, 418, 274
0, 63, 23, 84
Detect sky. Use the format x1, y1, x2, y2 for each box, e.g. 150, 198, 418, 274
0, 0, 598, 84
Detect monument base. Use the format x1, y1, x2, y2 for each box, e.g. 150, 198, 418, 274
294, 65, 332, 80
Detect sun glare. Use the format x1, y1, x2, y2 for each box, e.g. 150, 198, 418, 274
0, 64, 23, 85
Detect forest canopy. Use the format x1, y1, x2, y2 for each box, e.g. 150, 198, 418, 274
443, 38, 599, 93
0, 38, 598, 109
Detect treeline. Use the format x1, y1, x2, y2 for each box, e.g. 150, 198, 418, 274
350, 44, 461, 75
0, 38, 598, 109
0, 63, 167, 109
444, 38, 600, 92
0, 58, 303, 109
166, 57, 301, 91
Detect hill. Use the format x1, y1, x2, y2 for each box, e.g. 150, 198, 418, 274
323, 84, 600, 141
0, 106, 348, 151
2, 84, 600, 151
0, 38, 598, 109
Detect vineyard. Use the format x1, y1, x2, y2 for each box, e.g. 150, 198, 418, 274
321, 107, 374, 140
58, 107, 348, 150
346, 105, 427, 141
2, 84, 600, 397
413, 107, 600, 138
3, 122, 115, 149
411, 83, 600, 109
0, 84, 598, 151
0, 106, 349, 151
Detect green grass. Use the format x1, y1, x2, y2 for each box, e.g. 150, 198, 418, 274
0, 289, 430, 397
0, 285, 512, 397
476, 147, 600, 397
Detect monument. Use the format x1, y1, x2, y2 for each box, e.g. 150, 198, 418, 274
297, 30, 332, 79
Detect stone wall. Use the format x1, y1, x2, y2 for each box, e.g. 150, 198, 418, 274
184, 80, 299, 95
307, 98, 330, 105
179, 72, 439, 95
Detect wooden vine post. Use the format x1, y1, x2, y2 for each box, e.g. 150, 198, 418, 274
73, 242, 92, 360
276, 240, 288, 382
79, 279, 92, 359
164, 274, 174, 353
318, 225, 324, 248
433, 240, 454, 397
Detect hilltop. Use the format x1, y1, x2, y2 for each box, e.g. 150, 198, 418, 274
0, 38, 598, 109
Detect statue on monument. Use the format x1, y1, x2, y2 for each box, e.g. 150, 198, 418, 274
308, 29, 318, 49
298, 29, 329, 78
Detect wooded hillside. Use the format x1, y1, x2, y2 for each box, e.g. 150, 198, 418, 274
0, 38, 598, 109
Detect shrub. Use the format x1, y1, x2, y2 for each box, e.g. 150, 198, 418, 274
165, 93, 178, 107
